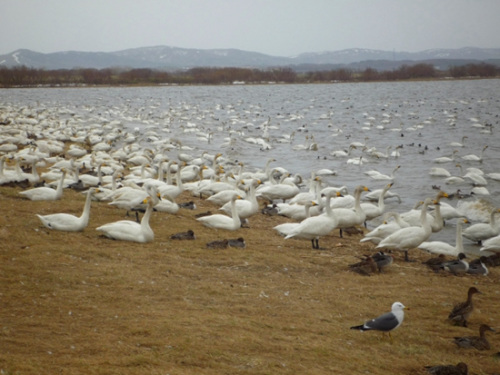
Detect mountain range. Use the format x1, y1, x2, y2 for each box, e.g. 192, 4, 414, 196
1, 46, 499, 71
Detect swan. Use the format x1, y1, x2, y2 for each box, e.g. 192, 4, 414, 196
330, 145, 356, 158
429, 167, 451, 177
360, 183, 392, 224
283, 190, 342, 249
480, 234, 500, 253
197, 193, 242, 230
19, 168, 67, 201
418, 219, 467, 256
462, 208, 500, 244
365, 166, 400, 181
256, 173, 300, 203
360, 212, 410, 245
376, 197, 433, 261
461, 145, 488, 162
449, 136, 468, 147
36, 187, 99, 231
108, 183, 160, 214
220, 179, 261, 222
363, 188, 401, 204
331, 185, 370, 237
277, 200, 318, 221
96, 196, 156, 243
433, 150, 458, 164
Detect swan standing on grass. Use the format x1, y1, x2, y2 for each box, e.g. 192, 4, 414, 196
283, 190, 343, 249
377, 198, 433, 261
96, 196, 156, 243
332, 185, 370, 237
37, 187, 99, 231
19, 168, 68, 201
197, 193, 242, 230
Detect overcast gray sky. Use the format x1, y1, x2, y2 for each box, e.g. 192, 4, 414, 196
1, 0, 499, 56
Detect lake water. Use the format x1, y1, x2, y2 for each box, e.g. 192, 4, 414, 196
1, 79, 499, 254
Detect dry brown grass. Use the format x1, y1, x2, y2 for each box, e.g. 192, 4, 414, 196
1, 185, 499, 375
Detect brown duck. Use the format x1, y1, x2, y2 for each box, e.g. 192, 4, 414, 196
454, 324, 495, 350
349, 255, 378, 276
448, 287, 481, 327
425, 362, 468, 375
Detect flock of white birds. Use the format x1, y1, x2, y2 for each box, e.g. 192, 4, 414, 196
0, 85, 499, 270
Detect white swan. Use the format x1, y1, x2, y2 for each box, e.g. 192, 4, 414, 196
36, 187, 99, 231
96, 196, 155, 243
461, 145, 488, 162
462, 208, 500, 244
19, 168, 68, 201
480, 234, 500, 253
331, 185, 370, 237
376, 198, 433, 261
220, 179, 261, 222
197, 193, 242, 230
283, 190, 342, 249
418, 219, 467, 256
360, 183, 392, 224
360, 212, 410, 245
365, 166, 400, 181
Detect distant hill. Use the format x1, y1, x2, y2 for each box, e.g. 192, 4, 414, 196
1, 46, 499, 71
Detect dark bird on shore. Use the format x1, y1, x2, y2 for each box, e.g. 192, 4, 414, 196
206, 239, 229, 249
170, 229, 195, 240
425, 362, 468, 375
467, 256, 489, 275
372, 251, 393, 272
441, 253, 469, 276
454, 324, 495, 350
448, 287, 481, 327
422, 254, 447, 272
350, 302, 407, 342
228, 237, 246, 248
349, 255, 378, 276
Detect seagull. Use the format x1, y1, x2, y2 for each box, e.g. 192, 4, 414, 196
350, 302, 407, 342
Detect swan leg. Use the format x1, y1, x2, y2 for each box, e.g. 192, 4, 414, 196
339, 228, 343, 238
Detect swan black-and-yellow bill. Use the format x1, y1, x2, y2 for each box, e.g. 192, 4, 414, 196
350, 302, 406, 341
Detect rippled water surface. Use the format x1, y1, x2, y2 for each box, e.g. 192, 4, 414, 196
2, 80, 500, 254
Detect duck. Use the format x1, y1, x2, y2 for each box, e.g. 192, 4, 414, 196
440, 253, 469, 276
454, 324, 495, 350
228, 237, 246, 248
283, 190, 343, 249
418, 219, 467, 256
448, 286, 481, 327
424, 362, 468, 375
36, 187, 99, 232
348, 255, 378, 276
467, 256, 489, 276
422, 254, 448, 272
96, 196, 156, 243
196, 193, 242, 230
18, 168, 68, 201
372, 251, 394, 272
462, 208, 500, 245
331, 185, 370, 237
170, 229, 196, 240
377, 197, 433, 261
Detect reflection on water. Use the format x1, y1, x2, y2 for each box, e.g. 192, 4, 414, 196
1, 79, 499, 255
